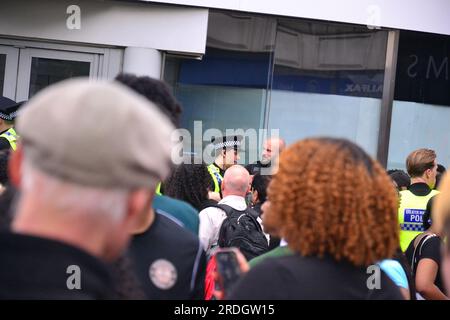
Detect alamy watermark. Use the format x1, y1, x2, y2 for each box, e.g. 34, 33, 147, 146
366, 4, 381, 30
366, 264, 381, 290
66, 265, 81, 290
66, 5, 81, 30
171, 121, 281, 175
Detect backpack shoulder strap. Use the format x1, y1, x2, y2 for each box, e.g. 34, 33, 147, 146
210, 204, 262, 231
208, 204, 237, 217
411, 233, 438, 273
418, 233, 437, 256
245, 207, 260, 219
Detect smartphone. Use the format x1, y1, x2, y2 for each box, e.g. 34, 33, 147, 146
215, 249, 242, 298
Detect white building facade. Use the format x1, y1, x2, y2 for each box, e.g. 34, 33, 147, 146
1, 0, 449, 168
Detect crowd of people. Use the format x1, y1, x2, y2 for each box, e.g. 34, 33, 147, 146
0, 74, 449, 300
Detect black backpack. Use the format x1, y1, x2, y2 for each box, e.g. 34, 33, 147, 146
212, 204, 269, 261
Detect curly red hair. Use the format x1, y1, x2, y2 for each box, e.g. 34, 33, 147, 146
263, 138, 399, 266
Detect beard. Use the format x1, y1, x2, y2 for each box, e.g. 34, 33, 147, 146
260, 156, 271, 165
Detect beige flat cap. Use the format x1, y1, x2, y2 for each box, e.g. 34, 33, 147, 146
17, 78, 175, 189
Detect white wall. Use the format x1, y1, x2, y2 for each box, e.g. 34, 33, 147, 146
123, 48, 162, 78
141, 0, 450, 36
0, 0, 208, 54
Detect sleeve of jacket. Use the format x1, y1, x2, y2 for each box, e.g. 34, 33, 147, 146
189, 241, 207, 300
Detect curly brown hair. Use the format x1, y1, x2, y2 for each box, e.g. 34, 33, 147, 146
263, 138, 399, 266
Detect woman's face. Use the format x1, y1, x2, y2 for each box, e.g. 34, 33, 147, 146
261, 199, 271, 218
262, 199, 281, 237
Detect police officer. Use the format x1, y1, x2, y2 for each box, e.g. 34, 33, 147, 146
398, 148, 439, 251
0, 97, 23, 151
208, 135, 243, 195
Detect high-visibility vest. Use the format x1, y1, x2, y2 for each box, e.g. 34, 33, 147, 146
155, 182, 162, 195
398, 188, 439, 251
207, 163, 223, 193
0, 127, 19, 151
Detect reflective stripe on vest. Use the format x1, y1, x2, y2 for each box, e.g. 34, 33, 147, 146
207, 164, 223, 193
155, 182, 162, 196
0, 127, 18, 151
398, 189, 439, 251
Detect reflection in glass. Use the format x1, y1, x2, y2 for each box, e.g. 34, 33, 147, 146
29, 57, 90, 98
269, 19, 388, 156
388, 31, 450, 169
164, 12, 276, 163
388, 101, 450, 169
164, 12, 390, 161
0, 54, 6, 94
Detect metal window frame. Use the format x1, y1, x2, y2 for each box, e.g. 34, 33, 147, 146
16, 48, 100, 101
0, 45, 19, 99
0, 38, 124, 100
376, 30, 400, 167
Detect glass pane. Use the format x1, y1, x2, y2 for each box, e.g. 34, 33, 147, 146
268, 19, 388, 157
164, 11, 276, 164
29, 57, 90, 98
0, 54, 6, 94
388, 31, 450, 170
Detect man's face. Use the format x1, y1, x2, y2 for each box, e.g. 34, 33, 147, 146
223, 149, 240, 168
261, 139, 283, 165
426, 160, 438, 188
261, 141, 273, 164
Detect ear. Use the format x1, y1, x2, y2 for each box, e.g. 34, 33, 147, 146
9, 144, 23, 188
125, 189, 154, 232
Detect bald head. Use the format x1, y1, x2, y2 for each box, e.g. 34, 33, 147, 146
261, 138, 286, 164
222, 165, 250, 197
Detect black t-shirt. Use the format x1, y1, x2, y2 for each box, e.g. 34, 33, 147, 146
228, 254, 403, 300
128, 211, 206, 299
245, 161, 271, 175
408, 182, 433, 196
405, 234, 444, 292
